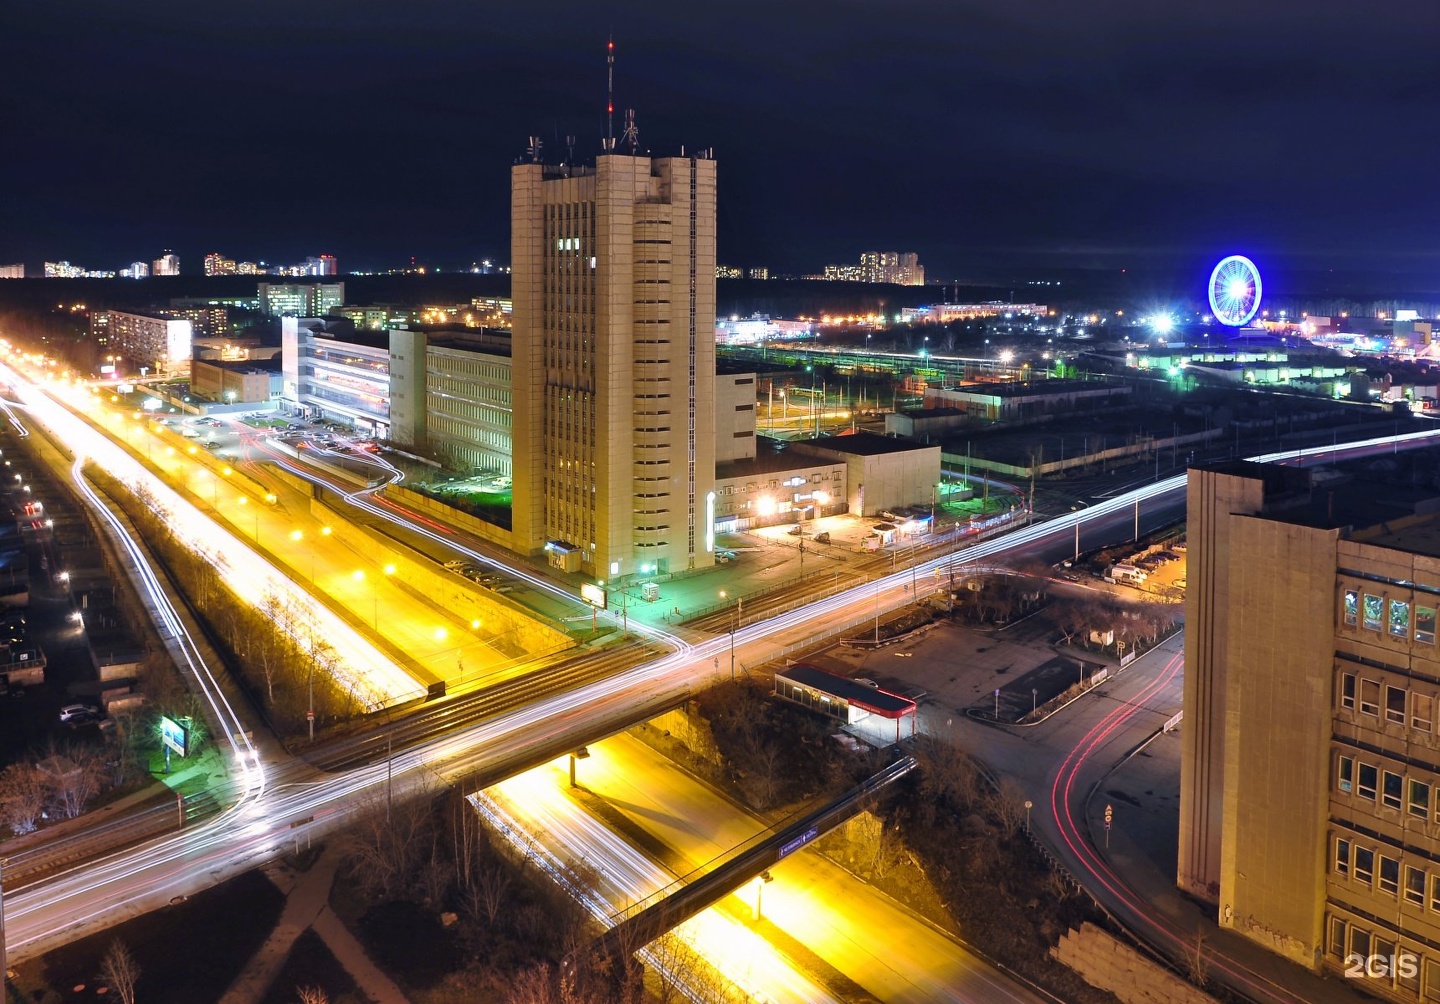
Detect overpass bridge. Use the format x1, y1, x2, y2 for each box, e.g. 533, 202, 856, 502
575, 754, 919, 977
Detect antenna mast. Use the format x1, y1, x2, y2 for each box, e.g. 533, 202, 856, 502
605, 37, 615, 151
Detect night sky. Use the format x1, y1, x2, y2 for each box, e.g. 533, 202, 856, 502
6, 1, 1440, 284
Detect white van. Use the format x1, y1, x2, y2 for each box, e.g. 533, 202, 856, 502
1106, 564, 1147, 584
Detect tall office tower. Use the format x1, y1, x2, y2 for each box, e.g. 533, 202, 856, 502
153, 252, 180, 276
511, 150, 717, 580
0, 264, 24, 279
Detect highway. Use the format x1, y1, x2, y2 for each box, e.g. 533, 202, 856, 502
480, 768, 844, 1004
5, 348, 1440, 991
539, 733, 1046, 1003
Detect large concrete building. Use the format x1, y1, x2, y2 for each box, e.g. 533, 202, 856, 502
389, 326, 513, 475
91, 310, 193, 375
1181, 459, 1440, 998
281, 317, 390, 435
510, 151, 717, 577
260, 282, 345, 318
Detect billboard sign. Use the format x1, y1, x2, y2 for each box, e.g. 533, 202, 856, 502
580, 583, 608, 609
159, 715, 190, 757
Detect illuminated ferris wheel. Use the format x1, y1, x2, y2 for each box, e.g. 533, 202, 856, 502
1208, 255, 1263, 326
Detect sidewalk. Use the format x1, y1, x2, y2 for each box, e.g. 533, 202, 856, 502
1093, 732, 1372, 1004
219, 845, 409, 1004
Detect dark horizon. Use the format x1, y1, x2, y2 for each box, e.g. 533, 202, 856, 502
6, 1, 1440, 282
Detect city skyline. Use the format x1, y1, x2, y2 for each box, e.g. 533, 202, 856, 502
8, 2, 1440, 282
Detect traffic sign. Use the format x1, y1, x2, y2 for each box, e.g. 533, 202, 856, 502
1104, 803, 1113, 828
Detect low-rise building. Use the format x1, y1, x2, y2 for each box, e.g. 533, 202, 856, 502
885, 406, 970, 439
789, 431, 941, 517
190, 358, 282, 403
713, 437, 848, 532
923, 379, 1131, 422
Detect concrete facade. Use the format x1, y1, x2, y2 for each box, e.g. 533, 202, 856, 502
713, 440, 847, 529
92, 310, 193, 375
1182, 460, 1440, 997
790, 432, 940, 517
715, 371, 757, 463
280, 317, 390, 434
388, 327, 513, 475
189, 358, 281, 403
511, 152, 717, 577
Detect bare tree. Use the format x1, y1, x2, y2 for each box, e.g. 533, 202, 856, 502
1188, 929, 1209, 987
336, 796, 434, 900
988, 777, 1028, 839
101, 939, 141, 1004
297, 986, 329, 1004
0, 761, 47, 834
38, 743, 104, 820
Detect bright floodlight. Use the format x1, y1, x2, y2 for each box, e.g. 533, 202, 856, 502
1152, 315, 1174, 334
1208, 255, 1263, 326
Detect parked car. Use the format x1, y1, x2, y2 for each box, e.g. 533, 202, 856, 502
814, 531, 831, 544
442, 560, 467, 571
787, 526, 804, 536
59, 703, 100, 724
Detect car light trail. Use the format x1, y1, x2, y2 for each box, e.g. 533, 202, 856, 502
2, 367, 426, 708
477, 769, 842, 1004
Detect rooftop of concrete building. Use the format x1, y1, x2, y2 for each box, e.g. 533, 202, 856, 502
717, 437, 845, 479
802, 430, 939, 456
197, 357, 281, 373
934, 378, 1128, 397
1202, 455, 1440, 555
899, 406, 969, 418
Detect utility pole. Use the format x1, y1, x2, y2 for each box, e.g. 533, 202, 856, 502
1134, 497, 1140, 542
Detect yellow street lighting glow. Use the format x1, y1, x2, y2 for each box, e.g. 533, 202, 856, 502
383, 563, 396, 575
289, 530, 303, 541
237, 496, 247, 505
321, 526, 332, 536
470, 619, 481, 629
433, 628, 448, 641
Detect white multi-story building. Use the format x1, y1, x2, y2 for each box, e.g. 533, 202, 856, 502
92, 310, 192, 374
152, 252, 180, 276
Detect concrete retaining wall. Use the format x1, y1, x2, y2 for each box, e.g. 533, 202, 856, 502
1051, 923, 1219, 1004
309, 497, 571, 662
946, 428, 1223, 479
649, 705, 724, 768
379, 483, 520, 554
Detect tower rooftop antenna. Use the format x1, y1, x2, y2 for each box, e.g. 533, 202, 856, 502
605, 36, 615, 152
